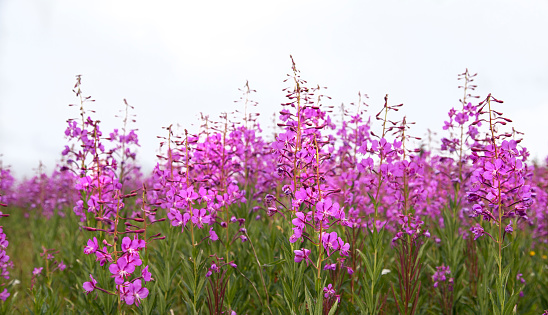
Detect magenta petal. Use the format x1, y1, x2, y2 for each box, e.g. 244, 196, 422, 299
83, 282, 94, 292
125, 262, 136, 274
115, 275, 125, 285
109, 263, 120, 275
125, 296, 135, 305
137, 287, 149, 299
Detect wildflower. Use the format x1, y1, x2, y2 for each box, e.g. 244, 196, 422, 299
324, 263, 336, 271
432, 265, 451, 288
141, 265, 153, 282
58, 262, 67, 271
294, 248, 311, 265
95, 247, 113, 266
32, 267, 43, 276
125, 279, 149, 306
191, 209, 211, 229
470, 224, 485, 240
83, 274, 98, 294
0, 288, 9, 301
321, 232, 340, 256
109, 257, 136, 285
121, 236, 145, 257
84, 237, 99, 254
323, 284, 336, 298
209, 227, 218, 241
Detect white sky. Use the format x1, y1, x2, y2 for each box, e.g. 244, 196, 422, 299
1, 0, 548, 178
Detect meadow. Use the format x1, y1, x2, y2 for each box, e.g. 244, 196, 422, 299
0, 63, 547, 314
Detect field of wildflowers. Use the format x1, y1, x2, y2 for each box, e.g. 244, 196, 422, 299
1, 61, 548, 314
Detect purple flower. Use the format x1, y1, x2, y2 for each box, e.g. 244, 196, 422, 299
323, 284, 336, 298
191, 209, 211, 229
95, 247, 113, 266
294, 248, 311, 265
470, 224, 485, 240
167, 208, 190, 228
121, 236, 145, 256
83, 274, 97, 293
321, 232, 340, 256
142, 265, 153, 282
209, 227, 219, 241
109, 257, 135, 285
292, 212, 306, 229
432, 265, 451, 288
338, 239, 350, 256
324, 263, 336, 271
517, 273, 526, 284
84, 237, 99, 255
125, 279, 149, 306
33, 267, 43, 276
58, 262, 67, 271
0, 288, 9, 301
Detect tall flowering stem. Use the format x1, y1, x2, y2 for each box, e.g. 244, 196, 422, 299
467, 94, 532, 314
271, 57, 348, 313
0, 197, 11, 302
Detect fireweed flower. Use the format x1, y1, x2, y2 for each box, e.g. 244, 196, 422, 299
0, 289, 9, 301
294, 248, 311, 265
121, 236, 145, 259
141, 265, 153, 282
0, 218, 11, 301
470, 224, 485, 240
324, 263, 336, 271
109, 256, 136, 285
95, 246, 113, 266
84, 237, 99, 254
191, 209, 211, 229
125, 279, 149, 306
323, 284, 336, 298
321, 232, 340, 257
83, 274, 98, 293
209, 227, 219, 241
432, 265, 452, 289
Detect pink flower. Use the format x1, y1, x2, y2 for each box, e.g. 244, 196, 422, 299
84, 237, 99, 254
321, 232, 340, 256
109, 257, 135, 285
323, 284, 336, 298
125, 279, 149, 306
142, 265, 153, 282
294, 248, 311, 265
0, 288, 9, 301
83, 274, 97, 293
209, 227, 218, 241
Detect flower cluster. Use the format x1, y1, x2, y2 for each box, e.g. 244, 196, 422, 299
83, 236, 153, 306
0, 226, 11, 301
467, 95, 533, 240
432, 264, 453, 289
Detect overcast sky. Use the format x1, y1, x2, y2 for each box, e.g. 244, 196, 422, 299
1, 0, 548, 178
